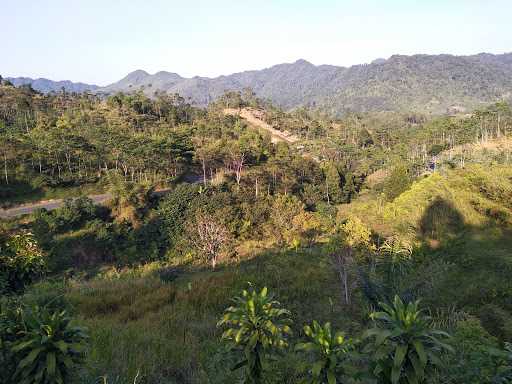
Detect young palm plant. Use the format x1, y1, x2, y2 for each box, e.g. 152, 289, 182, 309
364, 295, 452, 384
295, 321, 356, 384
11, 307, 88, 384
217, 286, 293, 384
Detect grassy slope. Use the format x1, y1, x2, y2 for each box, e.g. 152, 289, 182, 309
63, 250, 363, 384
344, 164, 512, 329
37, 164, 512, 383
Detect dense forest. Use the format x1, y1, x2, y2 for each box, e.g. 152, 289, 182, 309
1, 80, 512, 384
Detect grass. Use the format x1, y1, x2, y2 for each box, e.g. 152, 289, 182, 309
341, 164, 512, 338
16, 164, 512, 383
57, 249, 363, 384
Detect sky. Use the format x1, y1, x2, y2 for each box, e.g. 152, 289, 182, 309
2, 0, 511, 86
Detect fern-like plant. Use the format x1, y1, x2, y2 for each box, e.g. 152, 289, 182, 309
364, 295, 452, 384
296, 321, 356, 384
217, 286, 292, 384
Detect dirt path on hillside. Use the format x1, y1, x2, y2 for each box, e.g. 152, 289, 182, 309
224, 108, 299, 144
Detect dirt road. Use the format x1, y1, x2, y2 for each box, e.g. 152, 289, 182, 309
0, 194, 112, 219
224, 108, 299, 144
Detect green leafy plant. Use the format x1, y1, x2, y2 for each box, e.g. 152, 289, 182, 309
217, 285, 293, 384
0, 298, 24, 379
10, 307, 88, 384
364, 295, 452, 384
0, 231, 46, 294
492, 342, 512, 384
295, 321, 356, 384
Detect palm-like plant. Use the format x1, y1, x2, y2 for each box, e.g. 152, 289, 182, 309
217, 286, 293, 384
11, 307, 88, 384
364, 295, 452, 384
296, 321, 355, 384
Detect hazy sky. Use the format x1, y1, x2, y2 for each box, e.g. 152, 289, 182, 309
3, 0, 511, 85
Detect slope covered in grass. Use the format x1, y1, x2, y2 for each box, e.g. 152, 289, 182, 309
56, 250, 360, 383
344, 164, 512, 339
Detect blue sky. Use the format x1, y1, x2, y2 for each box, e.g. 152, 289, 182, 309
3, 0, 511, 85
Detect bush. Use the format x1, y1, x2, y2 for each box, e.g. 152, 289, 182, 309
33, 196, 99, 237
443, 318, 506, 384
364, 296, 452, 384
296, 321, 357, 383
0, 232, 46, 294
383, 164, 412, 201
0, 301, 88, 384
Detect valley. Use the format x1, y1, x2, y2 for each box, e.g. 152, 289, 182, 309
1, 75, 512, 383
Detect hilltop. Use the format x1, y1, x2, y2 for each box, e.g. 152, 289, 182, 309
98, 53, 512, 114
5, 52, 512, 115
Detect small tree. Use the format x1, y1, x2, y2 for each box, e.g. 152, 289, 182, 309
189, 212, 229, 269
0, 232, 46, 294
296, 321, 356, 384
217, 286, 292, 384
327, 217, 372, 305
364, 295, 452, 384
383, 164, 412, 201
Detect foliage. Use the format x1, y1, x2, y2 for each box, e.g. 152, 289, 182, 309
0, 231, 46, 294
364, 295, 452, 384
383, 164, 412, 201
295, 321, 356, 384
217, 286, 293, 383
443, 318, 511, 384
0, 301, 88, 384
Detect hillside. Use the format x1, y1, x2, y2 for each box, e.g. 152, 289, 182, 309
6, 76, 99, 93
98, 53, 512, 115
2, 82, 512, 383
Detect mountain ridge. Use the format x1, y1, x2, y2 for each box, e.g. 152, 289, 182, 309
5, 77, 99, 93
5, 52, 512, 114
98, 52, 512, 114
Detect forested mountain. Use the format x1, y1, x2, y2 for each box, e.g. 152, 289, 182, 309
5, 76, 99, 93
99, 52, 512, 115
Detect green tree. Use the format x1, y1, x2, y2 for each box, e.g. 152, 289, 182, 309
383, 164, 412, 201
217, 286, 293, 384
324, 162, 343, 204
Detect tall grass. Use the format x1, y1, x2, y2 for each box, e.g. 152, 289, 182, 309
65, 250, 359, 383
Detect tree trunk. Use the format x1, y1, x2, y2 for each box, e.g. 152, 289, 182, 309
202, 158, 207, 187
3, 153, 8, 184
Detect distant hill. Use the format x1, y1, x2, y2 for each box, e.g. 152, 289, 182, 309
5, 77, 99, 93
98, 53, 512, 115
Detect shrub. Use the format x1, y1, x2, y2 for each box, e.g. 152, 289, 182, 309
11, 307, 88, 384
296, 321, 357, 383
0, 301, 88, 384
364, 295, 452, 384
383, 164, 412, 201
0, 232, 46, 294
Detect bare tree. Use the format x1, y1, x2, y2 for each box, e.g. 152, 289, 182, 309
189, 212, 229, 269
330, 246, 354, 305
230, 150, 245, 187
